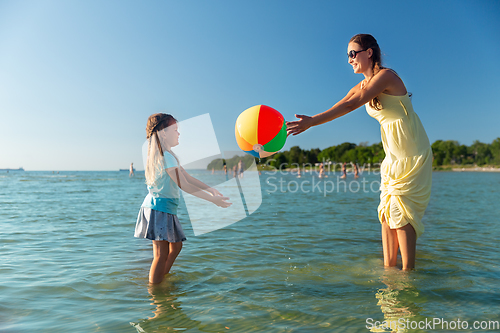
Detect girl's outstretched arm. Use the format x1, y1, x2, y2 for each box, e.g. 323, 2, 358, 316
179, 167, 223, 197
286, 69, 395, 136
165, 166, 231, 208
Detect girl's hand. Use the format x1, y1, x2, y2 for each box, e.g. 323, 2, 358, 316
286, 114, 314, 136
207, 187, 223, 197
211, 195, 232, 208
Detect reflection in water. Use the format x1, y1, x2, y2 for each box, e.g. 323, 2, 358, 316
131, 282, 201, 332
371, 268, 423, 333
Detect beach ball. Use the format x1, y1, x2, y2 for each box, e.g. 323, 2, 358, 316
235, 105, 287, 158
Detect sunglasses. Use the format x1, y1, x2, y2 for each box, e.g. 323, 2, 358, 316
347, 49, 367, 59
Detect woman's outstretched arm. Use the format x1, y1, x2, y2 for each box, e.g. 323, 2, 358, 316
286, 69, 396, 136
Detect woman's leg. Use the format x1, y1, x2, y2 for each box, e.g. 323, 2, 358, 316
396, 223, 416, 270
163, 242, 183, 276
149, 240, 170, 284
381, 214, 399, 267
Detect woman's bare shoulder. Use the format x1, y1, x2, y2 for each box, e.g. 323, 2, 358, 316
378, 68, 399, 79
379, 68, 407, 94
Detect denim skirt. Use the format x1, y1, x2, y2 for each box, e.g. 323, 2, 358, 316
135, 207, 186, 242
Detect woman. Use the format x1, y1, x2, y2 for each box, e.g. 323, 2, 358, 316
287, 34, 432, 270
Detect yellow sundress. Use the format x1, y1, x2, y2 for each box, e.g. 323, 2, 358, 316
365, 92, 432, 238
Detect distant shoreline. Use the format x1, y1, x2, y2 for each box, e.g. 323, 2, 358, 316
451, 167, 500, 172
0, 168, 25, 172
3, 167, 499, 173
263, 165, 500, 173
432, 164, 500, 172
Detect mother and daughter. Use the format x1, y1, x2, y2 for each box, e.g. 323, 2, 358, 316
135, 33, 432, 284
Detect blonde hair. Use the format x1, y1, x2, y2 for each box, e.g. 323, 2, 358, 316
144, 113, 177, 186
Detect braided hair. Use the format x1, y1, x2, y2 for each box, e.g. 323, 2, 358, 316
350, 34, 384, 110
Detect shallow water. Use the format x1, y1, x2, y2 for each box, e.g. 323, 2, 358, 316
1, 170, 499, 332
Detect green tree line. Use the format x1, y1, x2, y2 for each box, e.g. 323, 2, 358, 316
260, 142, 386, 169
206, 154, 256, 171
431, 138, 500, 166
207, 138, 500, 170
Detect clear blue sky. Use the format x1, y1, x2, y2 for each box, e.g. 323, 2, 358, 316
1, 0, 499, 170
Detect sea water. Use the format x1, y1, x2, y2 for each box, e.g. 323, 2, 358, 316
1, 170, 499, 332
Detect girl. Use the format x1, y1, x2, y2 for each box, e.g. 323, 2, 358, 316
135, 113, 231, 284
287, 34, 432, 270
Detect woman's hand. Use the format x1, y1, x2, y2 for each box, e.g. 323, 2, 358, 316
286, 114, 314, 136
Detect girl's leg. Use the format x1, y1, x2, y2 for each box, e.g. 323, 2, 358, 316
149, 240, 170, 284
163, 242, 183, 276
381, 214, 399, 267
396, 223, 416, 270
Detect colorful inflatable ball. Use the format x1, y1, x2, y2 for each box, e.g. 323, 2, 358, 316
235, 105, 287, 158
